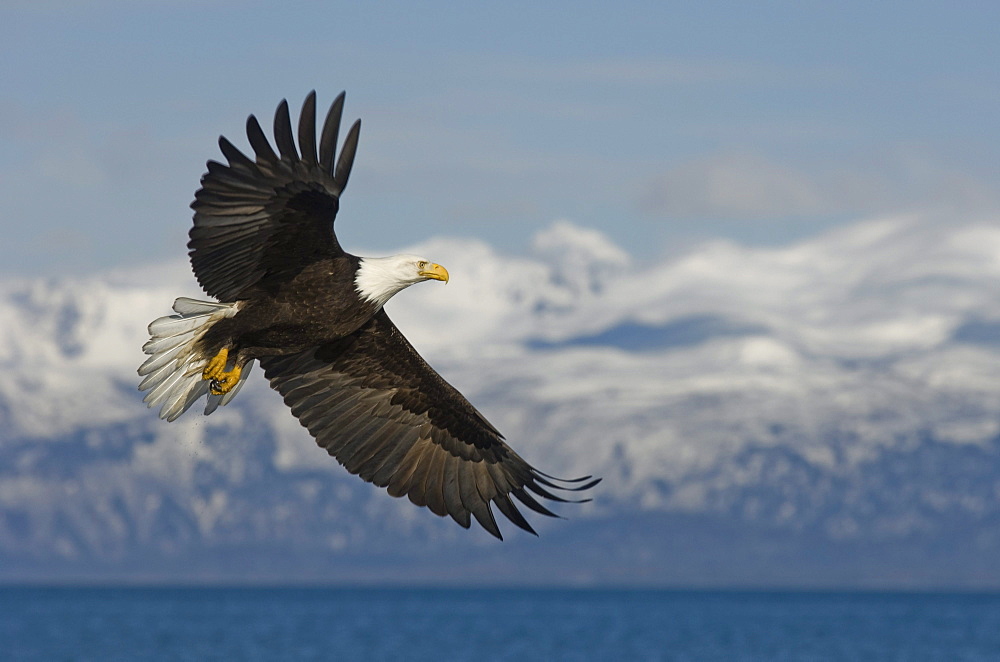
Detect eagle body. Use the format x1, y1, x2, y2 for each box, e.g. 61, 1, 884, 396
139, 92, 598, 539
197, 253, 375, 367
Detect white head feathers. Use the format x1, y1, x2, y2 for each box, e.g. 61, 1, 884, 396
355, 254, 449, 308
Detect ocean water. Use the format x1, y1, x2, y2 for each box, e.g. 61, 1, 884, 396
3, 587, 1000, 661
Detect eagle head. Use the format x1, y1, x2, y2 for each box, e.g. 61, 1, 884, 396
355, 254, 449, 307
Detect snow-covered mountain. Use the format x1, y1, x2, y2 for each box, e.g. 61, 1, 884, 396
2, 214, 1000, 587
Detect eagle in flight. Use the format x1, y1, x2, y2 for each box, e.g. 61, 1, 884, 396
138, 92, 598, 539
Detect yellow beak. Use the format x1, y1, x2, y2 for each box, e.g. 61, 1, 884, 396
419, 263, 449, 283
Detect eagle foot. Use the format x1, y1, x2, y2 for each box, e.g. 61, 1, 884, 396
209, 369, 241, 395
202, 347, 229, 380
202, 348, 241, 395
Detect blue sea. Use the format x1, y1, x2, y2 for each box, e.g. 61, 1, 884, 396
3, 587, 1000, 661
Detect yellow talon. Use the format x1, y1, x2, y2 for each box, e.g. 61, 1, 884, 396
202, 347, 241, 395
202, 347, 229, 381
210, 365, 242, 395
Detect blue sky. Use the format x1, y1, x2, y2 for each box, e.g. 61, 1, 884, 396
1, 1, 998, 277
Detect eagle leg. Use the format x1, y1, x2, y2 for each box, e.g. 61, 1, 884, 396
202, 347, 242, 395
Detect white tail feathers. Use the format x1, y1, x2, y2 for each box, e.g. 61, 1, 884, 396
138, 297, 254, 421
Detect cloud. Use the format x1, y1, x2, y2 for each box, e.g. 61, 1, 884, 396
4, 214, 1000, 572
641, 150, 1000, 222
0, 101, 198, 277
531, 57, 780, 86
504, 55, 848, 89
640, 153, 828, 219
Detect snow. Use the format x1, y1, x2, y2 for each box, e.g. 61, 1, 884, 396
1, 213, 1000, 572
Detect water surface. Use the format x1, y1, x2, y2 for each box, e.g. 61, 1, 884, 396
3, 587, 999, 661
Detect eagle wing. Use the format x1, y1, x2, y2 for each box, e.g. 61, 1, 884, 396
259, 310, 599, 539
188, 91, 360, 301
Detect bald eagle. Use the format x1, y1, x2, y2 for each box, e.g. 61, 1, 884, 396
138, 92, 598, 539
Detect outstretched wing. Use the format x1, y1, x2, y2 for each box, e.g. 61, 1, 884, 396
259, 310, 599, 539
188, 91, 361, 301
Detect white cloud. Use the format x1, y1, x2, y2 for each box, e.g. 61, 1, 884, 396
641, 153, 827, 219
641, 150, 1000, 222
3, 214, 1000, 545
506, 56, 848, 88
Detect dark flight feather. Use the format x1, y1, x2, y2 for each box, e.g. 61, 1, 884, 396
260, 310, 598, 539
176, 92, 599, 538
272, 99, 299, 161
333, 119, 361, 193
188, 92, 356, 301
246, 114, 278, 166
298, 91, 318, 165
319, 92, 345, 174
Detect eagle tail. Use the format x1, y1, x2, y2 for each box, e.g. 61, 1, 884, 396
138, 297, 254, 421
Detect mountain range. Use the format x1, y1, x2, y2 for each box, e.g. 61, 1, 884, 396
2, 214, 999, 588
